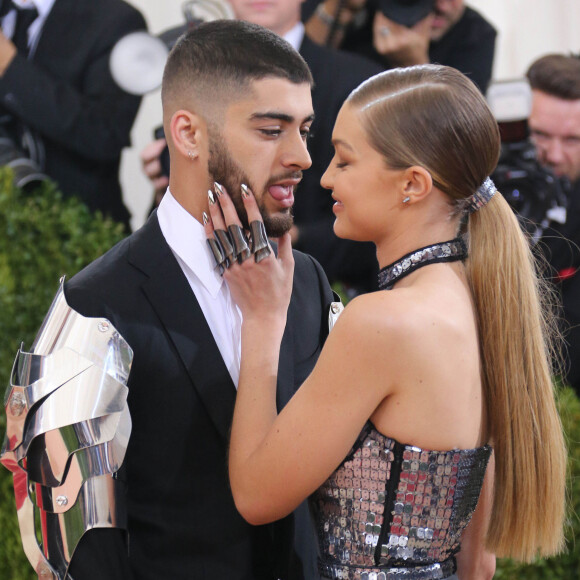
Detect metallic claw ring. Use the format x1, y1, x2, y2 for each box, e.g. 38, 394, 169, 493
214, 229, 235, 268
207, 237, 227, 274
379, 25, 391, 37
249, 220, 271, 263
228, 224, 251, 263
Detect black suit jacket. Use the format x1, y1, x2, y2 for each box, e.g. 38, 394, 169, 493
295, 36, 382, 293
0, 0, 146, 227
64, 213, 334, 579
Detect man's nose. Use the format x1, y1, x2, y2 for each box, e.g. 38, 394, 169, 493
281, 133, 312, 170
544, 138, 565, 164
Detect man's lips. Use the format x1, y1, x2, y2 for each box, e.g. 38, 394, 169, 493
431, 15, 448, 28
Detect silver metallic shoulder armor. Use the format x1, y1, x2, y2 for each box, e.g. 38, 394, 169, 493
1, 279, 133, 579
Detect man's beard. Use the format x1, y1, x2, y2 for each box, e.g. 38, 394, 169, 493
207, 129, 298, 238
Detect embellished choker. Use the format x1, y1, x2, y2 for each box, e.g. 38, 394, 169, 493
378, 238, 468, 290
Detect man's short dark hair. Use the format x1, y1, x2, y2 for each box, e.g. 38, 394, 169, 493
526, 53, 580, 100
162, 19, 313, 111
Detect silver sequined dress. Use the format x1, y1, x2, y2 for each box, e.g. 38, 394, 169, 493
311, 422, 491, 580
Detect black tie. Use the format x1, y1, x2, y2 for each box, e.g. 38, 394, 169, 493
12, 5, 38, 55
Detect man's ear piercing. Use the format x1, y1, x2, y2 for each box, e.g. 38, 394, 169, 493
188, 150, 195, 160
403, 196, 411, 204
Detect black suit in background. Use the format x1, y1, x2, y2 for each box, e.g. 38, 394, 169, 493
540, 179, 580, 394
64, 211, 334, 579
296, 36, 383, 293
0, 0, 146, 228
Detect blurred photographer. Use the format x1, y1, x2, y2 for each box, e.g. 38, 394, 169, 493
0, 0, 146, 230
306, 0, 496, 93
525, 53, 580, 394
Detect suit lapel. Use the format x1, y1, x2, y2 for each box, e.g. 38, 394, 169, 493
33, 0, 79, 61
129, 214, 237, 443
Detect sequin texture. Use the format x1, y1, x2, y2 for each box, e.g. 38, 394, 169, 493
311, 423, 491, 579
466, 177, 496, 213
377, 239, 467, 290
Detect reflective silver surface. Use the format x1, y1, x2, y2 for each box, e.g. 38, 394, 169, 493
312, 423, 491, 579
328, 301, 344, 332
1, 279, 133, 579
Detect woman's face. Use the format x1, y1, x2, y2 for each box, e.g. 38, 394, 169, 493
321, 103, 406, 244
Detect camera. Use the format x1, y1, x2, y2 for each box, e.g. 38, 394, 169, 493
486, 80, 569, 243
154, 126, 171, 180
491, 123, 569, 243
377, 0, 435, 28
0, 113, 48, 190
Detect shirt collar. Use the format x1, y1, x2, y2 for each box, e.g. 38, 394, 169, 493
283, 21, 304, 52
12, 0, 55, 18
157, 189, 224, 298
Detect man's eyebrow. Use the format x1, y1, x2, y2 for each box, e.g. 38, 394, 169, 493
249, 112, 315, 124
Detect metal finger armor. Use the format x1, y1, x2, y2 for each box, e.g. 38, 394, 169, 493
249, 220, 271, 263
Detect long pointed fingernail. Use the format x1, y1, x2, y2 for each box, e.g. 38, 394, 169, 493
241, 184, 251, 199
202, 211, 209, 225
208, 190, 215, 205
214, 182, 226, 197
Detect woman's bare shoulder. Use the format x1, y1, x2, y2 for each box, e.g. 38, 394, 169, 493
328, 290, 427, 356
340, 289, 431, 332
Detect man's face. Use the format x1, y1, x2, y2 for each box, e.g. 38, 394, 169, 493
227, 0, 304, 36
529, 89, 580, 183
207, 77, 313, 237
430, 0, 464, 41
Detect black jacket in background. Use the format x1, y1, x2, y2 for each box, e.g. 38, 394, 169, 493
539, 179, 580, 393
0, 0, 146, 228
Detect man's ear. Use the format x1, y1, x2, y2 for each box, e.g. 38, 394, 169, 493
401, 166, 433, 204
169, 109, 205, 161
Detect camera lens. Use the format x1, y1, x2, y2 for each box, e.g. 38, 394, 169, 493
0, 135, 48, 190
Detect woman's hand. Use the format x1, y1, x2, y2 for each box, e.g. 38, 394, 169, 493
204, 183, 294, 335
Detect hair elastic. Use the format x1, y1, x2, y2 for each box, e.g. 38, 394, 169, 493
466, 177, 496, 213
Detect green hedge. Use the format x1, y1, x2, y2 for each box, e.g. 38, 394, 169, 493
0, 170, 125, 579
0, 174, 579, 578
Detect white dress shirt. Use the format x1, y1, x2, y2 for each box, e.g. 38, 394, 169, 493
157, 189, 243, 387
284, 21, 304, 52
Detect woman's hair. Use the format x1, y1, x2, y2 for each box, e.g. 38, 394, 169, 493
347, 65, 566, 561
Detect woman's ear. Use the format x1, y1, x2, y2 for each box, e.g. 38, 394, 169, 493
401, 166, 433, 204
169, 109, 204, 161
